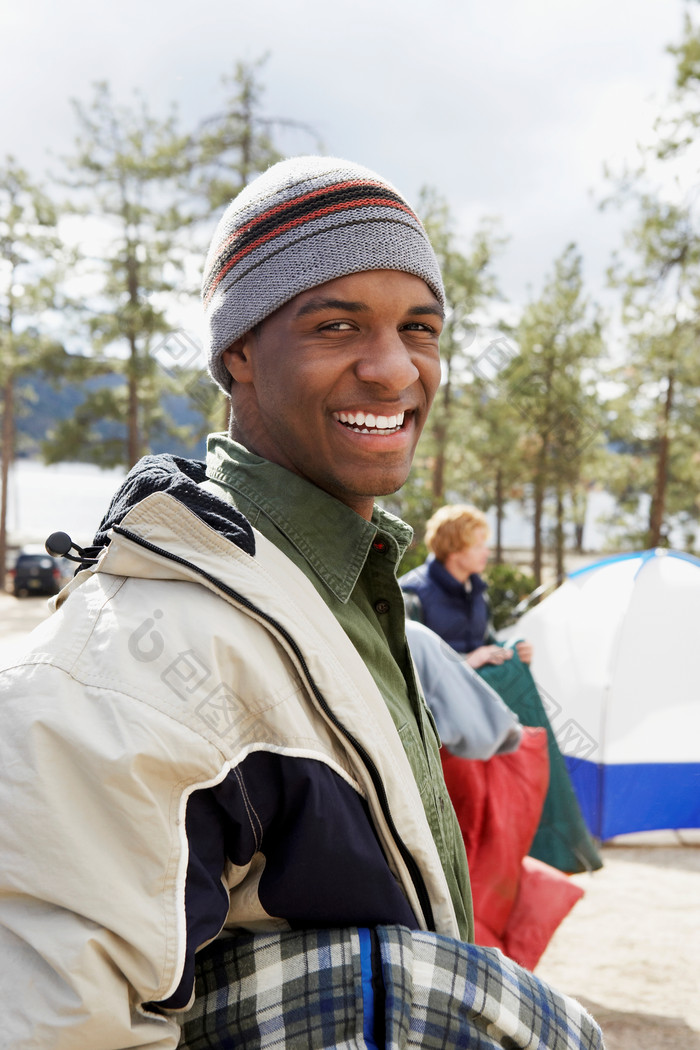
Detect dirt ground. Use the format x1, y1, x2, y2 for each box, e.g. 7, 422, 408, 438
2, 593, 699, 1049
536, 836, 700, 1049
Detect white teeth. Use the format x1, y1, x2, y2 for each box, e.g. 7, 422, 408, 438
334, 410, 406, 432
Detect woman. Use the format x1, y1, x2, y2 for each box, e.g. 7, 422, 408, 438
400, 504, 602, 875
400, 504, 533, 667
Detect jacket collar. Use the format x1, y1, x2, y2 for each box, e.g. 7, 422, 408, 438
91, 453, 254, 557
427, 556, 488, 598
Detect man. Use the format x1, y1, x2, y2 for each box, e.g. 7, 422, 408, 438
0, 157, 603, 1048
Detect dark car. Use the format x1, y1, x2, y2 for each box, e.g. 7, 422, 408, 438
10, 553, 67, 597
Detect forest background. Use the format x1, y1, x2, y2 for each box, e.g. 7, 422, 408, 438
3, 1, 700, 592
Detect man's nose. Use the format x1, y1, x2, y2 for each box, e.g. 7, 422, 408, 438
354, 329, 421, 390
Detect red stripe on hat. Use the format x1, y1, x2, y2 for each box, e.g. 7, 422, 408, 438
204, 194, 416, 306
211, 179, 391, 262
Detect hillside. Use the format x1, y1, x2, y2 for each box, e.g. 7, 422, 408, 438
14, 372, 209, 461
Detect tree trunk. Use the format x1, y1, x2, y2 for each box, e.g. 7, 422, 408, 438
533, 477, 543, 587
431, 430, 445, 508
574, 520, 585, 553
127, 336, 141, 469
0, 374, 14, 593
125, 240, 142, 469
555, 484, 565, 585
532, 440, 548, 587
431, 363, 452, 509
569, 483, 587, 553
494, 466, 504, 565
648, 371, 674, 548
241, 91, 253, 185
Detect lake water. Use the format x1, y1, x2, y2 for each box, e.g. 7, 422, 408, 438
4, 458, 635, 555
484, 489, 625, 552
6, 460, 128, 549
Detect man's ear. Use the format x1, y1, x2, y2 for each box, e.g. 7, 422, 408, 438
221, 333, 255, 384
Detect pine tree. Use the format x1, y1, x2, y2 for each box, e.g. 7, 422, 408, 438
509, 245, 604, 584
184, 55, 320, 435
45, 82, 198, 470
607, 195, 700, 547
0, 159, 66, 590
192, 54, 321, 217
195, 56, 289, 211
46, 61, 320, 465
466, 374, 530, 565
602, 4, 700, 549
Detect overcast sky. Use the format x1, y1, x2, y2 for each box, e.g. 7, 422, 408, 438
0, 0, 690, 322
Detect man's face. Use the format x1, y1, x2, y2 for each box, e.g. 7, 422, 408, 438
223, 270, 443, 519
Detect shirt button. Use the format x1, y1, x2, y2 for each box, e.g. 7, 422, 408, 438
374, 599, 390, 615
372, 539, 387, 554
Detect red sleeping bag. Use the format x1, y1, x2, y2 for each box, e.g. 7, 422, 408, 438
441, 726, 584, 970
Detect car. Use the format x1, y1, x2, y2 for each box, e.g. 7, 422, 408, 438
10, 552, 70, 598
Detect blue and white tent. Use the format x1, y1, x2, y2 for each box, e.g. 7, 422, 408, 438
512, 548, 700, 840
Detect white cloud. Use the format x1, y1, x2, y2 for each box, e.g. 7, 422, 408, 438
0, 0, 690, 317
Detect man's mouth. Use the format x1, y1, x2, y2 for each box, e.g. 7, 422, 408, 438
334, 410, 405, 435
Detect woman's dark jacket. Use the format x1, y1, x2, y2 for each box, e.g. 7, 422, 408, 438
399, 557, 490, 655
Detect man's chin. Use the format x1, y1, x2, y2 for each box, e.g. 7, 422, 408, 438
321, 471, 411, 511
351, 471, 411, 500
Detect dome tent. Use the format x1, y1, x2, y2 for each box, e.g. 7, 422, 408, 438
512, 548, 700, 841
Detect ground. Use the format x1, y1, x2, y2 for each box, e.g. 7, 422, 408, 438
537, 836, 700, 1049
1, 592, 699, 1049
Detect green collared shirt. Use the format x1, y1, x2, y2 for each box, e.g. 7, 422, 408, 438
203, 434, 473, 941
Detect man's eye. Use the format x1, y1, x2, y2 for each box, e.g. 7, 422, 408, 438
320, 320, 355, 331
402, 322, 437, 333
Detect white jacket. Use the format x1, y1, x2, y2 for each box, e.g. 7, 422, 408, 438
0, 491, 459, 1049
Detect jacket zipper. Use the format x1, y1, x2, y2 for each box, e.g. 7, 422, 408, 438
112, 524, 436, 931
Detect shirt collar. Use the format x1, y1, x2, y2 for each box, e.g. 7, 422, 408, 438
206, 434, 413, 603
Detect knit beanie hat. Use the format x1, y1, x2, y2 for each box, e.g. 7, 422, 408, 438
202, 155, 445, 393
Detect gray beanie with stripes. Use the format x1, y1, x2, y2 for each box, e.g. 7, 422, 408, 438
202, 155, 445, 394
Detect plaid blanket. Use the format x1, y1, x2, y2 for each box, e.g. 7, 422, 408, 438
177, 926, 604, 1049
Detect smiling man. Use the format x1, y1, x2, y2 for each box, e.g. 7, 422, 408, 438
220, 269, 443, 517
0, 157, 604, 1049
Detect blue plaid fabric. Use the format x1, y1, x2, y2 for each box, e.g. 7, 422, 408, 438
177, 926, 604, 1049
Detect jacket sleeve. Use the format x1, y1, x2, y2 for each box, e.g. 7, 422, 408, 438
0, 661, 209, 1050
0, 658, 421, 1047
